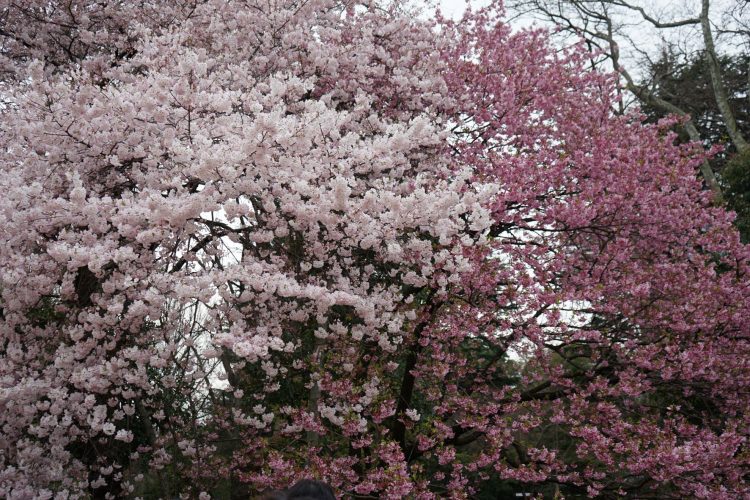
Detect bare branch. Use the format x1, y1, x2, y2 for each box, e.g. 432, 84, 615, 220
700, 0, 749, 153
609, 0, 700, 28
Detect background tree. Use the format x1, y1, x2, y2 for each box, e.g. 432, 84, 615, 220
508, 0, 750, 204
1, 1, 750, 498
643, 49, 750, 239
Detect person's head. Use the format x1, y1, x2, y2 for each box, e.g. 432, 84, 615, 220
262, 479, 336, 500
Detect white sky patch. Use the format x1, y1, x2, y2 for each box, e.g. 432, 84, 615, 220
438, 0, 488, 19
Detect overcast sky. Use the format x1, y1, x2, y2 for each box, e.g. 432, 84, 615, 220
437, 0, 478, 19
433, 0, 746, 88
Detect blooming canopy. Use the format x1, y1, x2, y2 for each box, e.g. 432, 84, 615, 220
0, 0, 749, 498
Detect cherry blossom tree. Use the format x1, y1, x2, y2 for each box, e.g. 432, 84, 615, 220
1, 0, 749, 498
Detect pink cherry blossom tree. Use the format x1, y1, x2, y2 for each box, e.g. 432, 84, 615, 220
1, 0, 748, 498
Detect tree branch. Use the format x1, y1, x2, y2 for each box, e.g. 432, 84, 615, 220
700, 0, 749, 153
391, 295, 440, 453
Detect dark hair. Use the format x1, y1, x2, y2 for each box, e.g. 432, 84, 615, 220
261, 479, 336, 500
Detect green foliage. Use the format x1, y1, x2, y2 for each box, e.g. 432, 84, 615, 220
644, 51, 749, 163
642, 51, 750, 239
26, 296, 66, 327
723, 150, 750, 242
